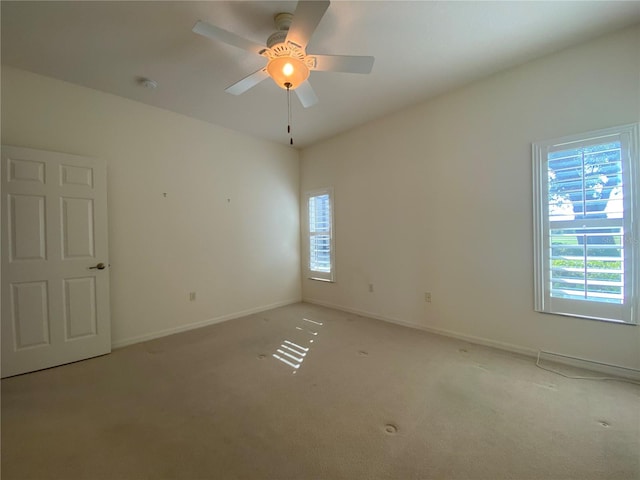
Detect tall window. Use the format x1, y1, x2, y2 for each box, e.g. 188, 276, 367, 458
533, 123, 638, 324
306, 188, 334, 281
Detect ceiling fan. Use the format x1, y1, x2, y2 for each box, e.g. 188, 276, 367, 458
192, 0, 375, 108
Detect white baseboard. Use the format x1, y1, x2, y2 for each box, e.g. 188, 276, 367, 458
112, 298, 301, 349
303, 297, 640, 381
303, 297, 537, 356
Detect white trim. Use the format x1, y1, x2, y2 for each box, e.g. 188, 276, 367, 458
532, 123, 638, 148
304, 297, 536, 356
304, 187, 335, 282
628, 122, 640, 325
532, 142, 546, 312
111, 298, 300, 349
532, 123, 639, 324
537, 350, 640, 380
302, 298, 640, 381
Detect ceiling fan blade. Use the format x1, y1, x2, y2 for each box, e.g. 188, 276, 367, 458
225, 68, 269, 95
294, 80, 319, 108
311, 55, 375, 74
286, 0, 330, 50
193, 20, 265, 55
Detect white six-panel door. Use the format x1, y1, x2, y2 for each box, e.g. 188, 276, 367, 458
1, 146, 111, 377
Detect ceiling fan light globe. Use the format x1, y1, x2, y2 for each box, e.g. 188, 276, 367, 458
267, 56, 309, 90
283, 63, 294, 76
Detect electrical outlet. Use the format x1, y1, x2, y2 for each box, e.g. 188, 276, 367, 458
368, 283, 374, 293
424, 292, 431, 303
189, 292, 196, 302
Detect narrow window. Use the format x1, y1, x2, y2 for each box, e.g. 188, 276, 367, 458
306, 188, 334, 281
533, 123, 638, 324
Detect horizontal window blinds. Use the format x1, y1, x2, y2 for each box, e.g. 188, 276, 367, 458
307, 190, 334, 281
533, 124, 638, 324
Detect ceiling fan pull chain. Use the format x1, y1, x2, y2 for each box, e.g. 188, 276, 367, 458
286, 82, 293, 145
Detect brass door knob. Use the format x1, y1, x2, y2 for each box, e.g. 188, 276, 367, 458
89, 262, 106, 270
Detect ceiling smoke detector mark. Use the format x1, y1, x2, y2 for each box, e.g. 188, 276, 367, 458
384, 423, 398, 435
138, 77, 158, 89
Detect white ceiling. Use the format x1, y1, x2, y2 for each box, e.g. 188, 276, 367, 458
3, 1, 640, 148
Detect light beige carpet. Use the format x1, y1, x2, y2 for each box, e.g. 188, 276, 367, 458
2, 302, 639, 479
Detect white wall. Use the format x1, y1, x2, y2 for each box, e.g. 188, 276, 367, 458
1, 66, 301, 347
301, 25, 640, 369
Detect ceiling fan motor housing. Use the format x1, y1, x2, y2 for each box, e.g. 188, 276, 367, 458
266, 12, 294, 48
274, 13, 293, 31
266, 30, 288, 48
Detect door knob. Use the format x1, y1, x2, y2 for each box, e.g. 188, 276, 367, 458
89, 262, 106, 270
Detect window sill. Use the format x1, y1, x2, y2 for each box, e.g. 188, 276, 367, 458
308, 277, 334, 283
536, 309, 637, 326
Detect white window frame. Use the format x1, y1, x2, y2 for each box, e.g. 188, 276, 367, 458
305, 187, 335, 282
533, 123, 639, 325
